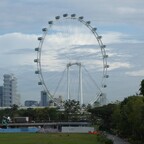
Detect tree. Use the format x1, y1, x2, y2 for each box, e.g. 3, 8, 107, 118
139, 79, 144, 96
89, 103, 116, 130
112, 96, 144, 141
10, 104, 19, 118
24, 108, 37, 122
64, 99, 81, 121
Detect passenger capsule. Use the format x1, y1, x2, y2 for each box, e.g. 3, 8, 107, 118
38, 37, 43, 41
104, 65, 109, 68
101, 45, 106, 48
100, 93, 104, 96
102, 84, 107, 88
35, 47, 40, 51
42, 28, 47, 32
71, 14, 76, 17
63, 14, 68, 17
97, 36, 102, 39
34, 59, 39, 63
79, 16, 84, 20
48, 21, 53, 25
86, 21, 91, 25
104, 75, 109, 78
38, 82, 42, 85
35, 70, 40, 74
55, 16, 60, 20
92, 28, 97, 31
103, 55, 108, 58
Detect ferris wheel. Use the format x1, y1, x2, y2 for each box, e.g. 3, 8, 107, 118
34, 14, 109, 105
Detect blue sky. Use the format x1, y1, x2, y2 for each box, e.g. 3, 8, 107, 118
0, 0, 144, 105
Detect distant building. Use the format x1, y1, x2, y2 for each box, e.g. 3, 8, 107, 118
40, 91, 64, 107
40, 91, 49, 106
3, 74, 20, 107
0, 86, 3, 107
25, 100, 39, 107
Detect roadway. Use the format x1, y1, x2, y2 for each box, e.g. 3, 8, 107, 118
107, 133, 130, 144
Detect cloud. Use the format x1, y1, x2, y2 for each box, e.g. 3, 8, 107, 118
117, 7, 144, 15
109, 62, 132, 71
0, 0, 144, 34
0, 19, 142, 78
0, 33, 37, 50
0, 28, 140, 73
126, 70, 144, 77
102, 32, 143, 44
5, 48, 34, 55
0, 33, 38, 68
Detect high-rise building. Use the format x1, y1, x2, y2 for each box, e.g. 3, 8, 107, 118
40, 91, 48, 106
3, 74, 20, 107
0, 86, 3, 107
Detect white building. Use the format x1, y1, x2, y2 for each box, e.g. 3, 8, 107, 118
3, 74, 20, 107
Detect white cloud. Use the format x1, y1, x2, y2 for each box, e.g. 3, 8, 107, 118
117, 7, 144, 15
0, 33, 38, 68
102, 32, 143, 44
109, 62, 132, 71
0, 29, 139, 73
102, 32, 123, 44
0, 33, 37, 51
126, 70, 144, 77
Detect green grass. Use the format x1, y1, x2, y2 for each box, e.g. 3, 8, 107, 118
0, 133, 105, 144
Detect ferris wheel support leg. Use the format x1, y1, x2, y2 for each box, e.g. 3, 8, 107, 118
67, 65, 70, 100
79, 64, 83, 105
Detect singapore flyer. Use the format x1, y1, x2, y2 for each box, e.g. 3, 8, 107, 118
34, 14, 109, 106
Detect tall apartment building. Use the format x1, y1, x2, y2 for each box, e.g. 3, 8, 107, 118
0, 86, 3, 107
40, 91, 48, 106
3, 74, 20, 107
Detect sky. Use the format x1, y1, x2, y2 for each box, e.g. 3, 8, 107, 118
0, 0, 144, 105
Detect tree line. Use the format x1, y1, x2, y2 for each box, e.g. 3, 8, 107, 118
89, 79, 144, 144
0, 99, 90, 123
89, 96, 144, 144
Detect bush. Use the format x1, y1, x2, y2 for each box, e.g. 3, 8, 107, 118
104, 139, 113, 144
96, 135, 113, 144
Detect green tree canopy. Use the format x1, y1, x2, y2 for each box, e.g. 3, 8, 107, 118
64, 99, 81, 121
139, 79, 144, 96
112, 96, 144, 142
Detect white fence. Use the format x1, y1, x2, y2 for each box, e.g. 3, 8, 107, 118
62, 126, 94, 133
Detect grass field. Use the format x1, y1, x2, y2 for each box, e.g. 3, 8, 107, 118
0, 133, 106, 144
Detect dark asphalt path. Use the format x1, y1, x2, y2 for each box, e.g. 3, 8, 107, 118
106, 134, 130, 144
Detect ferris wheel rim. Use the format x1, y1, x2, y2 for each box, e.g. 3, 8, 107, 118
34, 13, 109, 104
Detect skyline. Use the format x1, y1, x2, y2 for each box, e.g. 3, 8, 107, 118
0, 0, 144, 105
